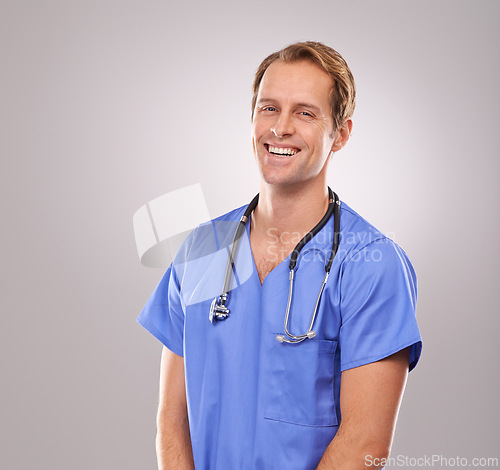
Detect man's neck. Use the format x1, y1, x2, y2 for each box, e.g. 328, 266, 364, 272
252, 181, 330, 239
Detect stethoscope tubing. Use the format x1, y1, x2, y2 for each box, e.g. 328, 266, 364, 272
210, 187, 341, 345
222, 195, 259, 294
279, 270, 330, 343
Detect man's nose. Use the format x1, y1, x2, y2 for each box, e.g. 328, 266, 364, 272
271, 113, 294, 138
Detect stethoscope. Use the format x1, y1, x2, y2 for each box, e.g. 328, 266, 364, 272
209, 187, 341, 344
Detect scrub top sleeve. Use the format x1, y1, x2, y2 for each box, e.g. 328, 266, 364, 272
339, 238, 422, 372
137, 264, 185, 357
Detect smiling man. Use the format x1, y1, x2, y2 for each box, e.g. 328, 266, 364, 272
138, 41, 422, 469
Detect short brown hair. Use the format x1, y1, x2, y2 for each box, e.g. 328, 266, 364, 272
252, 41, 356, 131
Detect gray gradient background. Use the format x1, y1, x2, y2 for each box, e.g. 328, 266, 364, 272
1, 1, 499, 468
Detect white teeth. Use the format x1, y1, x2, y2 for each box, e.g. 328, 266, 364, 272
268, 145, 298, 156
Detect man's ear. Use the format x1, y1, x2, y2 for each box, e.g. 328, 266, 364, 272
331, 119, 353, 153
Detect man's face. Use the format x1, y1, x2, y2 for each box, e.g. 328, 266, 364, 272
251, 60, 337, 189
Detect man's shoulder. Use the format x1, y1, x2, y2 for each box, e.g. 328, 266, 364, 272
339, 201, 387, 246
210, 203, 248, 223
172, 203, 248, 266
336, 201, 415, 283
337, 200, 410, 264
170, 202, 252, 305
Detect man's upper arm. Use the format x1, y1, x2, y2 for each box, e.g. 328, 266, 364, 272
137, 264, 186, 357
338, 347, 410, 455
156, 349, 195, 470
339, 239, 421, 373
158, 346, 187, 418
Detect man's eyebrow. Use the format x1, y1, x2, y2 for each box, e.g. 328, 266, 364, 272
256, 98, 277, 105
296, 102, 321, 112
256, 99, 322, 112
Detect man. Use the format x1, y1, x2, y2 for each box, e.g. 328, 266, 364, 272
138, 41, 422, 469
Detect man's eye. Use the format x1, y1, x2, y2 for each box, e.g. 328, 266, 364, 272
263, 106, 277, 112
300, 111, 313, 117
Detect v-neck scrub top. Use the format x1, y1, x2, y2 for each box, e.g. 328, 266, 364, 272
138, 200, 422, 470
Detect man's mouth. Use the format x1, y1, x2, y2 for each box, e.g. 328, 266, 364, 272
265, 144, 300, 156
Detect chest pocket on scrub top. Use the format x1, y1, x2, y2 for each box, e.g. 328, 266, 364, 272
264, 338, 338, 427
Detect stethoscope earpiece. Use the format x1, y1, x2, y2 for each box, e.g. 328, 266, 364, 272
275, 330, 316, 344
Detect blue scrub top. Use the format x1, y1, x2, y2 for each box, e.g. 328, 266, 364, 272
138, 200, 422, 470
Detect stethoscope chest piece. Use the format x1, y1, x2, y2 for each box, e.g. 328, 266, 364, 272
209, 293, 230, 323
